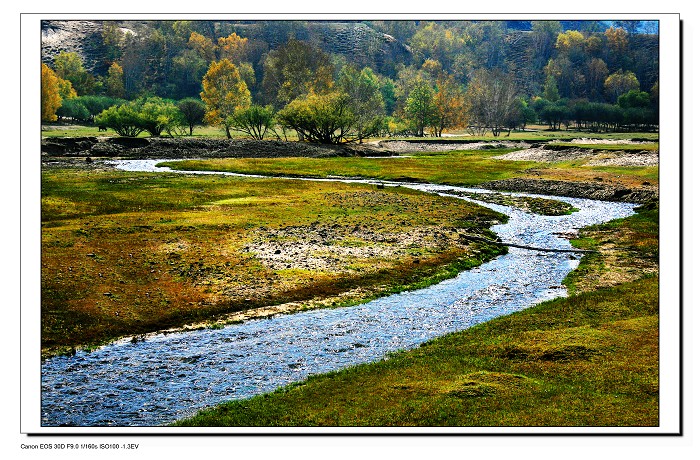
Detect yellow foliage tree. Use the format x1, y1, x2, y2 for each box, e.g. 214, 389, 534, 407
218, 32, 248, 63
200, 59, 251, 138
41, 63, 62, 122
57, 77, 77, 100
105, 62, 125, 98
188, 32, 217, 62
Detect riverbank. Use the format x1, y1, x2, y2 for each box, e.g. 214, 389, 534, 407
173, 204, 658, 427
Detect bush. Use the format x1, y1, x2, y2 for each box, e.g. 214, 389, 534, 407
57, 98, 90, 122
227, 105, 276, 140
95, 104, 144, 137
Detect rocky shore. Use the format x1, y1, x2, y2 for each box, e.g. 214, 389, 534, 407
481, 178, 658, 203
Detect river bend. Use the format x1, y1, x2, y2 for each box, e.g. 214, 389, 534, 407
40, 160, 636, 426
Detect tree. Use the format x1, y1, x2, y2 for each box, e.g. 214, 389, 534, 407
188, 32, 217, 62
277, 91, 355, 144
261, 39, 334, 107
101, 22, 124, 63
56, 78, 77, 101
57, 98, 90, 121
95, 104, 145, 137
200, 59, 252, 138
73, 96, 123, 123
177, 98, 206, 135
53, 51, 96, 95
617, 89, 651, 109
604, 70, 640, 103
543, 75, 560, 102
134, 97, 183, 137
465, 69, 520, 136
218, 32, 248, 63
104, 62, 125, 98
404, 81, 437, 137
337, 66, 386, 142
584, 58, 609, 100
228, 104, 276, 139
431, 74, 466, 136
41, 63, 62, 122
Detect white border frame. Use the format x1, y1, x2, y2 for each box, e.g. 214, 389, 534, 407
20, 13, 682, 436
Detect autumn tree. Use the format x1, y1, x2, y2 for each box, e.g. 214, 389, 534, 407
261, 39, 334, 107
431, 74, 466, 136
200, 59, 252, 138
104, 62, 125, 98
218, 32, 248, 63
41, 63, 62, 122
188, 31, 218, 62
604, 70, 640, 103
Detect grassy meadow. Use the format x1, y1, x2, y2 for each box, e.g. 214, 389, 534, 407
162, 147, 658, 189
41, 167, 507, 356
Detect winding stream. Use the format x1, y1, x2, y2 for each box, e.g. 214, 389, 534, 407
40, 160, 637, 427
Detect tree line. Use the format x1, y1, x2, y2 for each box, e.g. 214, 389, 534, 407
41, 20, 659, 142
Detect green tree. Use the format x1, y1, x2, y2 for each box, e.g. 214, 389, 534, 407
78, 96, 124, 123
200, 59, 252, 138
228, 104, 276, 139
617, 89, 651, 109
57, 98, 90, 121
543, 75, 560, 102
134, 97, 183, 137
277, 91, 355, 144
95, 104, 145, 137
337, 66, 386, 142
177, 98, 206, 135
404, 81, 437, 137
54, 51, 96, 95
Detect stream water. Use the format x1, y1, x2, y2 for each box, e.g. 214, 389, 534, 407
40, 160, 637, 426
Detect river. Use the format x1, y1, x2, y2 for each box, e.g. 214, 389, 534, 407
40, 160, 637, 427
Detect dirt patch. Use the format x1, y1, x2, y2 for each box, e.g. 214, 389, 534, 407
496, 145, 658, 167
375, 139, 530, 153
244, 223, 464, 273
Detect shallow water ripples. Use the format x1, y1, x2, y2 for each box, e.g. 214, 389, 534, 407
41, 163, 636, 427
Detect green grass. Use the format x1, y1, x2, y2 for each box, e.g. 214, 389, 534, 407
173, 203, 659, 427
160, 149, 541, 187
41, 167, 506, 355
